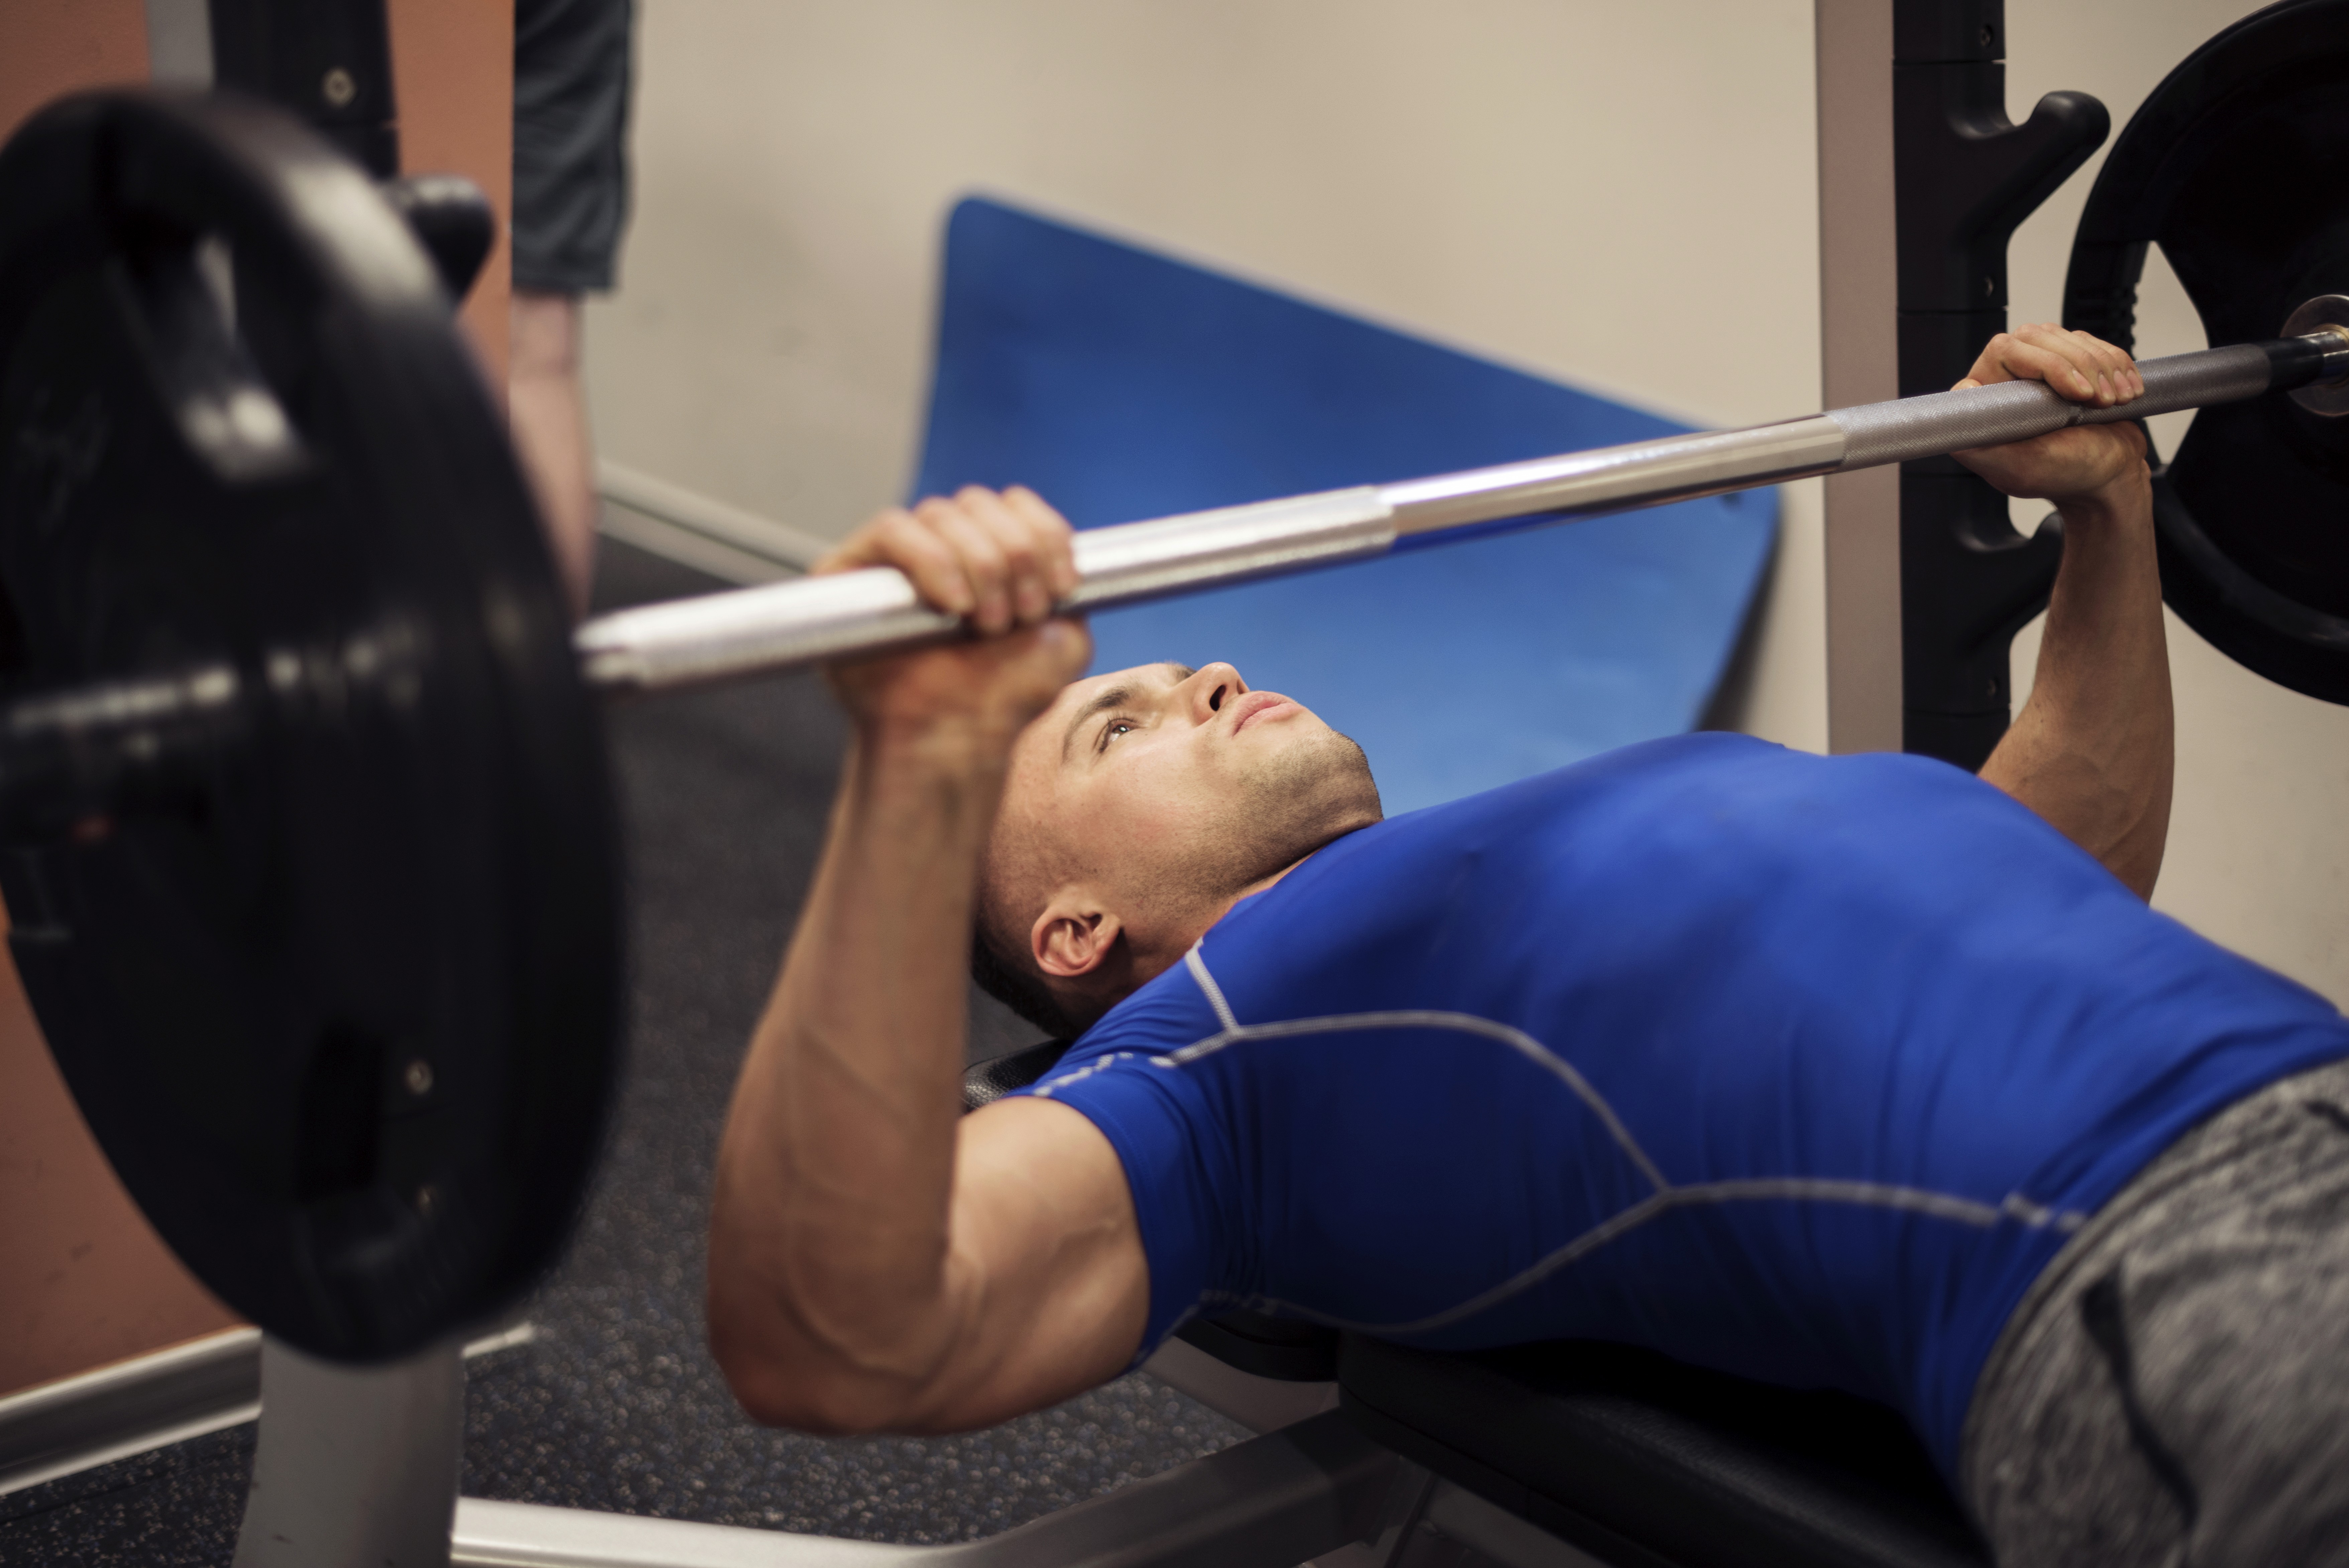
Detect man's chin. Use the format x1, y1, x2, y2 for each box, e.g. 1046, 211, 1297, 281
1228, 727, 1382, 872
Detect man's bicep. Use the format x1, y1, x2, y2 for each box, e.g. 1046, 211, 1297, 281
914, 1096, 1151, 1430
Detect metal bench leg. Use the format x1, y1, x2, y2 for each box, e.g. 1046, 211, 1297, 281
233, 1335, 465, 1568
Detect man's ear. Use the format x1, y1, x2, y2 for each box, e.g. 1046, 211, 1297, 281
1032, 892, 1124, 980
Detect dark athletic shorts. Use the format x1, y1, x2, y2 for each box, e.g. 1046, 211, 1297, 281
513, 0, 633, 293
1963, 1055, 2349, 1567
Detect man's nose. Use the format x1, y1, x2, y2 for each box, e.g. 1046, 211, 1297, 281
1180, 662, 1248, 724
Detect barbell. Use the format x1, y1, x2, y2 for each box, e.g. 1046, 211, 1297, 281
575, 322, 2349, 693
1, 19, 2343, 1359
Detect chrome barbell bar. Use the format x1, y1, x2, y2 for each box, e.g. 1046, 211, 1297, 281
577, 315, 2349, 696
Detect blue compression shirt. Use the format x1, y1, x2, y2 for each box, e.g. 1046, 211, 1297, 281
1013, 734, 2349, 1477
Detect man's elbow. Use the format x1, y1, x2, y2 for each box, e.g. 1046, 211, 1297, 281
707, 1299, 906, 1435
718, 1360, 895, 1437
705, 1265, 960, 1435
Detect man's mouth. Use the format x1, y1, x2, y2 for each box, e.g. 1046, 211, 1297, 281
1228, 691, 1300, 735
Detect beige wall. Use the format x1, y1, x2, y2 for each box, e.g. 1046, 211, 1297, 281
592, 1, 2348, 1001
588, 0, 1831, 751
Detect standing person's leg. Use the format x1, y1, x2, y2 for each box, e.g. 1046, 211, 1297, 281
510, 289, 598, 609
1965, 1056, 2349, 1567
510, 0, 633, 615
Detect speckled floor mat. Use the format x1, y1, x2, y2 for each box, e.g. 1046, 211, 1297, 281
0, 540, 1244, 1563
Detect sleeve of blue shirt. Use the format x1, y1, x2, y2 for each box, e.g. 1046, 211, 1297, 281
1016, 971, 1236, 1361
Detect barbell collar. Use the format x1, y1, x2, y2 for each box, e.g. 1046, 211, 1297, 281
576, 328, 2347, 697
0, 620, 438, 842
0, 665, 248, 841
2279, 295, 2349, 419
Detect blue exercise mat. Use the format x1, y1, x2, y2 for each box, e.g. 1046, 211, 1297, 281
910, 198, 1777, 816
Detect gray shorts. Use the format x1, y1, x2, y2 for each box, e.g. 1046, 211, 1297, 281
1962, 1055, 2349, 1567
513, 0, 633, 293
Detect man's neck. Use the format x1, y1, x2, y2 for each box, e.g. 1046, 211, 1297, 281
1064, 820, 1381, 1030
1122, 849, 1325, 992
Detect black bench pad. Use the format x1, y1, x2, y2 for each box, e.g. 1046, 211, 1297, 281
961, 1038, 1072, 1110
1339, 1337, 1989, 1568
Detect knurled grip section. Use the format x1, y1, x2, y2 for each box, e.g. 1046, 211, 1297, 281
1829, 343, 2276, 470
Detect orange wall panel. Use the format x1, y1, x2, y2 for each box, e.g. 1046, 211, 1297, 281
391, 0, 516, 384
0, 0, 148, 141
0, 922, 241, 1396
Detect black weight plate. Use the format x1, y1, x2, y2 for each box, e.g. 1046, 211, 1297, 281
2064, 0, 2349, 702
0, 91, 623, 1360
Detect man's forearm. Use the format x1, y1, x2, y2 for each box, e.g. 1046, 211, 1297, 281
1980, 466, 2172, 898
708, 721, 1003, 1427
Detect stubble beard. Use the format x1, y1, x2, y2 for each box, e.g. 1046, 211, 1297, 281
1173, 726, 1382, 906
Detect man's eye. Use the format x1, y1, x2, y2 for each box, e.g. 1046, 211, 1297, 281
1099, 719, 1136, 751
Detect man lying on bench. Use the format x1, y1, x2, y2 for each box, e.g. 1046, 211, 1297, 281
706, 326, 2349, 1568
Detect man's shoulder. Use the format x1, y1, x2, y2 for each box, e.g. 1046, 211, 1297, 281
1045, 955, 1231, 1080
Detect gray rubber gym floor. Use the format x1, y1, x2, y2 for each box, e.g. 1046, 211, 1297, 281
0, 538, 1245, 1565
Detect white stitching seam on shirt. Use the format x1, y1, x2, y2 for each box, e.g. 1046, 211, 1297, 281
1031, 1051, 1140, 1099
1242, 1177, 2080, 1337
1113, 948, 2092, 1336
1184, 943, 1242, 1033
1163, 995, 1672, 1194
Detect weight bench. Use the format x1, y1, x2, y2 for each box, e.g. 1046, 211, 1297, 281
1341, 1340, 1986, 1568
962, 1049, 1992, 1568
